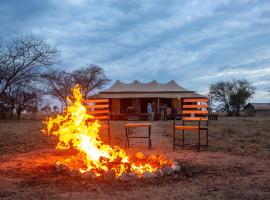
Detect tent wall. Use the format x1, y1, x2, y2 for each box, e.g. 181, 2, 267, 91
244, 105, 255, 116
110, 98, 181, 115
111, 99, 120, 115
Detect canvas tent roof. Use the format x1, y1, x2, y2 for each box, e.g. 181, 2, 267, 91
245, 103, 270, 110
94, 80, 205, 98
102, 80, 190, 93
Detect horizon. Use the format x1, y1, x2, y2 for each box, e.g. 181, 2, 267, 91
1, 0, 270, 102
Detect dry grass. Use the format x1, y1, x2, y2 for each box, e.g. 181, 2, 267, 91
0, 116, 270, 199
208, 117, 270, 157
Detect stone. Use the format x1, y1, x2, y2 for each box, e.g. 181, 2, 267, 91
142, 171, 156, 179
118, 172, 140, 181
148, 155, 158, 160
128, 173, 139, 179
119, 173, 131, 181
70, 169, 81, 177
162, 165, 174, 175
55, 161, 68, 172
136, 152, 145, 160
82, 171, 97, 179
103, 169, 116, 180
171, 161, 181, 172
155, 168, 164, 177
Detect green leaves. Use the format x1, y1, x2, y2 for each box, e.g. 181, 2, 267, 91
209, 79, 255, 116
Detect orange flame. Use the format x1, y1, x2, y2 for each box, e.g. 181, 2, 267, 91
43, 85, 170, 177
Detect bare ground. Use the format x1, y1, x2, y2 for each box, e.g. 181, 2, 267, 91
0, 117, 270, 200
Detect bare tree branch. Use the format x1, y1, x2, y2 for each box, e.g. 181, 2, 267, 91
71, 64, 110, 98
0, 35, 58, 97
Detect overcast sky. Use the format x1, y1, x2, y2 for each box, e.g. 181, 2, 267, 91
1, 0, 270, 102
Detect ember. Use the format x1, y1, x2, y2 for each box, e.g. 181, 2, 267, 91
42, 85, 174, 178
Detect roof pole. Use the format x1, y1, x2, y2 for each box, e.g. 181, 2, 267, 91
136, 98, 139, 113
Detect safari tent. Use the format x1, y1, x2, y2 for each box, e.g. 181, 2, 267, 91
244, 103, 270, 117
93, 80, 205, 120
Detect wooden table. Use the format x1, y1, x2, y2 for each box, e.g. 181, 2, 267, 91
124, 123, 152, 149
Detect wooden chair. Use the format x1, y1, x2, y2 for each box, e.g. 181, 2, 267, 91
125, 123, 152, 150
173, 98, 209, 151
84, 99, 111, 145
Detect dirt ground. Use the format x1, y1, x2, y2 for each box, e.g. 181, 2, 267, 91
0, 116, 270, 199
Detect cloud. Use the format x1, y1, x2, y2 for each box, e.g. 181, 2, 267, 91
252, 90, 270, 103
0, 0, 270, 102
195, 67, 270, 80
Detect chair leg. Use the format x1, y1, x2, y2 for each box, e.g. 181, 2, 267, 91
108, 126, 111, 146
125, 127, 130, 149
173, 126, 175, 150
198, 129, 201, 152
206, 129, 208, 147
182, 129, 185, 149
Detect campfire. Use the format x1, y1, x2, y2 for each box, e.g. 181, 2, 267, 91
42, 85, 179, 179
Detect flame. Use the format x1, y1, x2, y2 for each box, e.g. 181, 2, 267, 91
43, 84, 170, 177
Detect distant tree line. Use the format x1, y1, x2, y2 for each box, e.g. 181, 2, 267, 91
0, 35, 110, 119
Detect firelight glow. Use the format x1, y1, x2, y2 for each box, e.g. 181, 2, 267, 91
42, 84, 171, 177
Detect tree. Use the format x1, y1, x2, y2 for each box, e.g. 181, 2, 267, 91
8, 84, 42, 119
0, 35, 57, 119
0, 35, 57, 97
41, 70, 74, 112
40, 105, 52, 113
42, 65, 110, 112
207, 93, 214, 113
209, 79, 255, 116
71, 64, 110, 98
0, 102, 13, 119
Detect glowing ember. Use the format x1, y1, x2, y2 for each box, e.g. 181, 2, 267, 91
42, 84, 172, 178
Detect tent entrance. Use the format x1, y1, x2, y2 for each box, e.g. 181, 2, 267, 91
139, 98, 154, 113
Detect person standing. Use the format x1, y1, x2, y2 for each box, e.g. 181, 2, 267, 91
152, 101, 156, 120
147, 103, 154, 121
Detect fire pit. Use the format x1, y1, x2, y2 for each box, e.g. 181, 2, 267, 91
42, 85, 180, 180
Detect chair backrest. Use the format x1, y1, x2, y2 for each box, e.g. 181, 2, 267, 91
84, 99, 110, 125
181, 98, 209, 122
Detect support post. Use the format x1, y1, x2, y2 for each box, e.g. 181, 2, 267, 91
158, 97, 160, 113
148, 125, 152, 150
198, 120, 201, 152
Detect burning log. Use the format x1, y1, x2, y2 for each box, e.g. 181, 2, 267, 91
55, 161, 68, 172
70, 169, 81, 177
81, 171, 97, 179
135, 152, 145, 160
103, 169, 116, 180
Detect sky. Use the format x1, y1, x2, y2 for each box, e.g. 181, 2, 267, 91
0, 0, 270, 102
